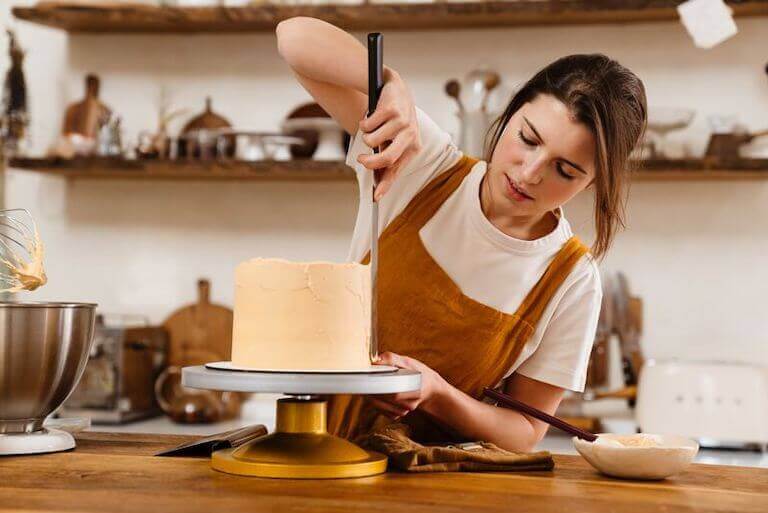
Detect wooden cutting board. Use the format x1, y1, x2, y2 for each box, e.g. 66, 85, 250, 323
163, 279, 233, 366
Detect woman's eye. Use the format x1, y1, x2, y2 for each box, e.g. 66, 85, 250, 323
517, 130, 537, 147
557, 162, 575, 180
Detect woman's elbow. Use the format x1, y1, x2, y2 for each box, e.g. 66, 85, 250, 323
495, 425, 547, 453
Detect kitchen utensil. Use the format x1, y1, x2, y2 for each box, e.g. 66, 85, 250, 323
210, 129, 302, 162
444, 79, 463, 112
0, 208, 46, 293
0, 301, 96, 455
61, 315, 168, 424
61, 74, 111, 141
460, 69, 498, 113
96, 112, 122, 157
179, 97, 234, 159
281, 117, 346, 161
135, 86, 188, 160
573, 434, 698, 480
162, 279, 233, 367
161, 279, 242, 423
446, 69, 504, 157
284, 102, 350, 159
155, 366, 241, 423
179, 128, 220, 161
483, 387, 597, 441
1, 30, 29, 156
636, 360, 768, 449
480, 72, 500, 113
263, 134, 304, 161
155, 424, 268, 457
182, 364, 420, 478
646, 107, 695, 158
705, 128, 768, 160
368, 32, 384, 363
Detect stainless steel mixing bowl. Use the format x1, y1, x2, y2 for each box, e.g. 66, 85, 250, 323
0, 302, 97, 433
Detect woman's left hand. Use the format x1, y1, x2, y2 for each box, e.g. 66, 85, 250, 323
367, 351, 446, 420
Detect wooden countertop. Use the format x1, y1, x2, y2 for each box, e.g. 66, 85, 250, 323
2, 432, 767, 512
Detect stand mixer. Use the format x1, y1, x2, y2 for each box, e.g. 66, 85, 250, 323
0, 208, 97, 455
0, 302, 97, 455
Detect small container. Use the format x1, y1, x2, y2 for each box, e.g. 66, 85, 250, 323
573, 433, 699, 480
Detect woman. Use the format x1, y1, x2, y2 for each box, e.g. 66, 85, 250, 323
277, 17, 647, 452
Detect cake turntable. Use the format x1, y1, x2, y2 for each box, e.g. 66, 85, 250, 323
182, 364, 420, 479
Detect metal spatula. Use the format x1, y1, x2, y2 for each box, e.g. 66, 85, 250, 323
367, 33, 384, 362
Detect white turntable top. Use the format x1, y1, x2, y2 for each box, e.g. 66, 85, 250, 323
182, 365, 421, 395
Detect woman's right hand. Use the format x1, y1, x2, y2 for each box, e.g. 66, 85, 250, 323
357, 69, 421, 201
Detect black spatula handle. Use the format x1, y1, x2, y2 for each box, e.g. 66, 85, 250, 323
367, 33, 384, 186
367, 33, 384, 117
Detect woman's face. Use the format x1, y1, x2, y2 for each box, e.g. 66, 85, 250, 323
488, 94, 596, 218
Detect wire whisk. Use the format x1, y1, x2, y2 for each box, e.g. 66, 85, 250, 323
0, 208, 46, 293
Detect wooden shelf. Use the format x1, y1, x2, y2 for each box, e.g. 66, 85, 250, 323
8, 156, 768, 182
13, 1, 768, 33
633, 157, 768, 181
7, 157, 356, 182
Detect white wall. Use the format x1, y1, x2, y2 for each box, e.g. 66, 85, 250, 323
2, 1, 767, 365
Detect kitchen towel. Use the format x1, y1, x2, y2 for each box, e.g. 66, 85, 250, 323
358, 422, 554, 473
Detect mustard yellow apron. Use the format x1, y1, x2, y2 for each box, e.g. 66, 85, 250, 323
327, 156, 589, 443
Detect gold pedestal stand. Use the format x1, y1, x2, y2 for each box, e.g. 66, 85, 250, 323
212, 396, 387, 479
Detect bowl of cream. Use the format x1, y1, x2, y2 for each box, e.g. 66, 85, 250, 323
573, 433, 699, 480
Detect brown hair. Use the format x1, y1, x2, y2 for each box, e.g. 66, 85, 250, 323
485, 54, 647, 259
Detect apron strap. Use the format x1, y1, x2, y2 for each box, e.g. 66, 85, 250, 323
391, 155, 478, 230
516, 236, 591, 328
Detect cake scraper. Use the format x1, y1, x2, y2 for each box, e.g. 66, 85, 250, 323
367, 32, 384, 363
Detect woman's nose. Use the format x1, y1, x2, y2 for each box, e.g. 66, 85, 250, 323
520, 154, 546, 185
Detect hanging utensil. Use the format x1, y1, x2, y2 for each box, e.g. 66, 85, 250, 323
480, 72, 500, 113
444, 79, 463, 112
368, 32, 384, 363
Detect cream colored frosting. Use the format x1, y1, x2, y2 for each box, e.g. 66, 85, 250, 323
595, 434, 662, 448
231, 258, 371, 370
1, 229, 47, 293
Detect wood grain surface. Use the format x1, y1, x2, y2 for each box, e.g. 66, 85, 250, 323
8, 157, 768, 183
0, 432, 766, 513
12, 2, 768, 33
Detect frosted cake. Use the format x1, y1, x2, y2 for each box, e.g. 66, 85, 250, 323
231, 258, 371, 370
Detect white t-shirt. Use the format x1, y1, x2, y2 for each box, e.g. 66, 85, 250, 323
347, 108, 601, 392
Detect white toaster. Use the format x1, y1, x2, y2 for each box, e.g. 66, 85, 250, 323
636, 360, 768, 449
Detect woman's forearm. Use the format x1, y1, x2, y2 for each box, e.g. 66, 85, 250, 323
421, 381, 544, 452
277, 17, 379, 95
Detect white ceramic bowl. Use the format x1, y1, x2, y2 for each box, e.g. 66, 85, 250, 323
573, 433, 699, 480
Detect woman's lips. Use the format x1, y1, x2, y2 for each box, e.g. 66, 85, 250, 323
504, 174, 534, 201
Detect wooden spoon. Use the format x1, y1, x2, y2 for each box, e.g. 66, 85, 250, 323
481, 72, 501, 113
445, 79, 464, 112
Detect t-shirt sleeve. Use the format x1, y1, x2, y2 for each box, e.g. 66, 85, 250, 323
345, 107, 462, 262
346, 107, 461, 220
515, 260, 602, 392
